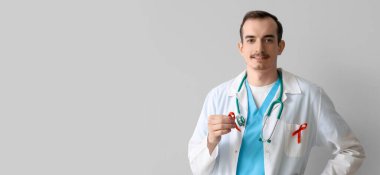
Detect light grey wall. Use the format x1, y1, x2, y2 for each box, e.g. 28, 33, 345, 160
0, 0, 379, 174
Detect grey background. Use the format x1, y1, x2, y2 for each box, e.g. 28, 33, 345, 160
0, 0, 379, 174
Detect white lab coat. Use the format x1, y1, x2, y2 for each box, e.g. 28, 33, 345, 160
188, 69, 365, 175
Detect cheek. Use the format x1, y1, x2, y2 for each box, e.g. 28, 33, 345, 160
243, 52, 251, 60
242, 47, 252, 55
267, 46, 279, 55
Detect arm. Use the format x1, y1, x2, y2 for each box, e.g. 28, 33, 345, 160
188, 92, 219, 175
316, 88, 365, 175
188, 91, 235, 175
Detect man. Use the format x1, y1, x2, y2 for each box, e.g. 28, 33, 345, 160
188, 10, 365, 175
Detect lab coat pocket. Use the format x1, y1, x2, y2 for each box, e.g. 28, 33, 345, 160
284, 123, 308, 157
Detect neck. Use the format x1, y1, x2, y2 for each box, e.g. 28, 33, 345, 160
246, 67, 278, 87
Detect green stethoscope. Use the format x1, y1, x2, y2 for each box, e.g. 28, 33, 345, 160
231, 71, 284, 143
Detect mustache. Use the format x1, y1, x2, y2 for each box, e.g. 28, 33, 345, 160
250, 52, 270, 58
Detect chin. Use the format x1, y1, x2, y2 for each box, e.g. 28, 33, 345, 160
247, 64, 266, 71
253, 67, 267, 71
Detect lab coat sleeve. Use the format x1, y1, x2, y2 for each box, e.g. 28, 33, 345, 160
188, 91, 219, 175
316, 88, 365, 175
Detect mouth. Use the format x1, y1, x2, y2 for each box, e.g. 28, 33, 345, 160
250, 55, 269, 60
250, 53, 270, 60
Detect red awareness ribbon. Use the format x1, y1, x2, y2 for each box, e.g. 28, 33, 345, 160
228, 112, 241, 132
291, 123, 307, 144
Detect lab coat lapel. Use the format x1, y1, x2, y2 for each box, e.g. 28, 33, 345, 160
237, 86, 248, 134
228, 69, 302, 133
263, 69, 302, 132
280, 68, 302, 102
228, 71, 248, 133
263, 69, 302, 174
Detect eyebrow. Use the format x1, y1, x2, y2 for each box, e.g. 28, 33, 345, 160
244, 35, 275, 39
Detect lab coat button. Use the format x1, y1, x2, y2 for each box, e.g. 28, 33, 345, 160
235, 150, 238, 154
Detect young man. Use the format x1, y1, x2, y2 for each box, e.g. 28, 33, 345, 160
188, 10, 365, 175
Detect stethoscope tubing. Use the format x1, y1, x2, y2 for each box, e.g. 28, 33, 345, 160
234, 70, 284, 143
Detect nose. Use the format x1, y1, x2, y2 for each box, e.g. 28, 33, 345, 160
254, 40, 264, 53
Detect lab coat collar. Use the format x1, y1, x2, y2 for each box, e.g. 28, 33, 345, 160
226, 68, 301, 135
281, 68, 302, 95
228, 68, 302, 97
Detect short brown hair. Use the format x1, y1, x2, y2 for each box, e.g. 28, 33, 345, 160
239, 10, 283, 44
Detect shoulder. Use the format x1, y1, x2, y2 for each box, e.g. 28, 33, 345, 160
207, 70, 246, 97
207, 78, 234, 99
282, 69, 322, 96
297, 75, 321, 94
200, 78, 235, 113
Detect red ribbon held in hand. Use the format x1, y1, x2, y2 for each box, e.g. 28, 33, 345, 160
291, 123, 307, 144
228, 112, 241, 132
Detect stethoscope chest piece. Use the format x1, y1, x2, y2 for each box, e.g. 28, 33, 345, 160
236, 115, 245, 127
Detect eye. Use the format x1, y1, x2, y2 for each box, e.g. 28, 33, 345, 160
246, 39, 255, 43
264, 38, 274, 43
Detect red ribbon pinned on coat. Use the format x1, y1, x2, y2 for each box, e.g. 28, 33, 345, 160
228, 112, 241, 132
291, 123, 307, 144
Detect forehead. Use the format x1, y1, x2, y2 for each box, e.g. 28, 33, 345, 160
242, 18, 278, 37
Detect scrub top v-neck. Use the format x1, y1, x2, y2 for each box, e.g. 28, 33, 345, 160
236, 79, 280, 175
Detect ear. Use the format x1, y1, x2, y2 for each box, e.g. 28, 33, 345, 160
277, 40, 285, 55
238, 41, 243, 55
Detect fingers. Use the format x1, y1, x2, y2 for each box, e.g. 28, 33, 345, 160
207, 114, 236, 146
209, 123, 235, 131
208, 115, 236, 136
213, 129, 232, 136
208, 115, 235, 125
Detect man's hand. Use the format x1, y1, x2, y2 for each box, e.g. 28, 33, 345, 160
207, 115, 235, 154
